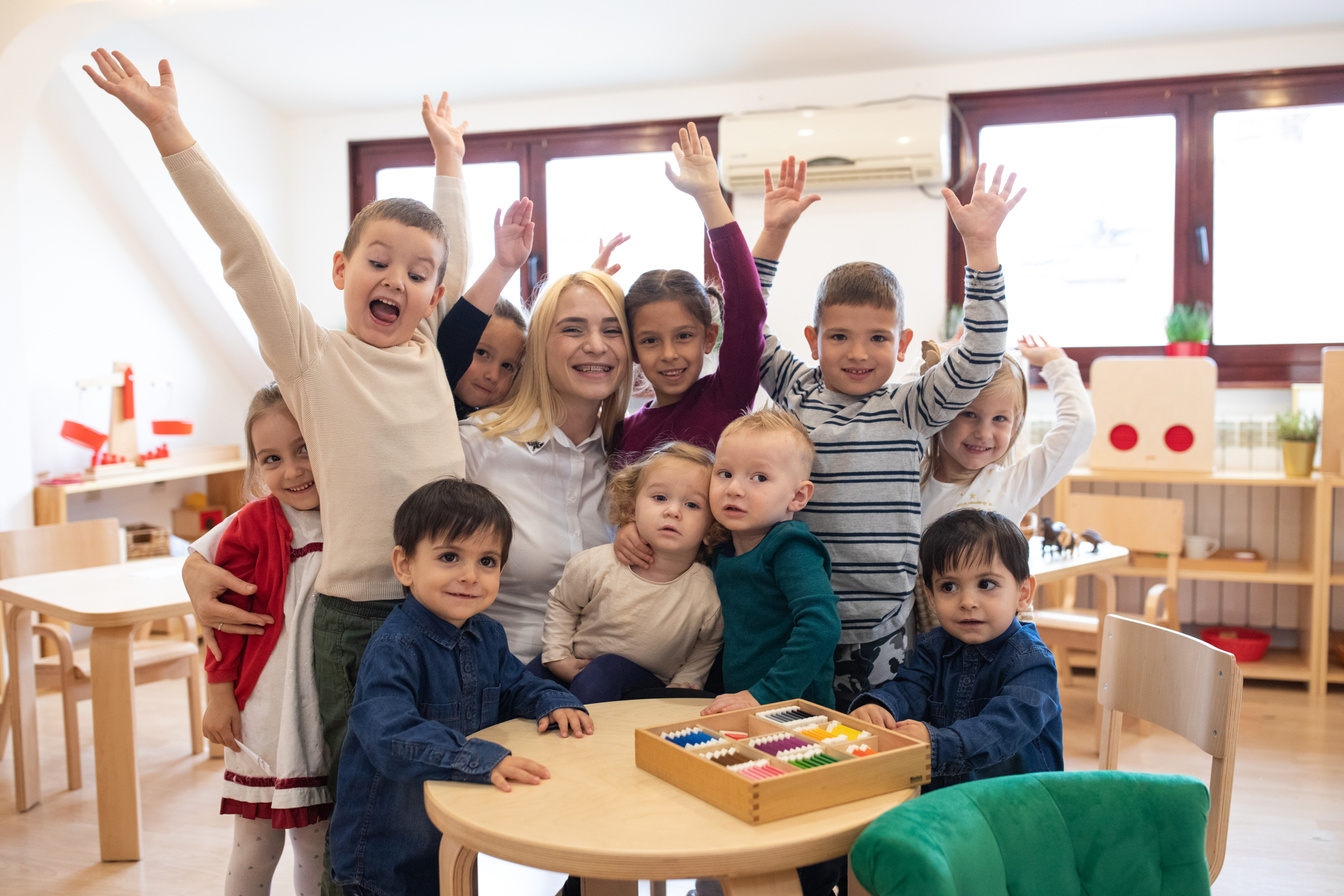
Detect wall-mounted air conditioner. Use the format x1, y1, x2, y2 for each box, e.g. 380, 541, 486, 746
717, 99, 950, 192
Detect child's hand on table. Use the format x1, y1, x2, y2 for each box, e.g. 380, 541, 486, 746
540, 707, 594, 738
850, 703, 897, 729
701, 691, 759, 716
490, 755, 550, 792
612, 521, 654, 569
892, 720, 931, 744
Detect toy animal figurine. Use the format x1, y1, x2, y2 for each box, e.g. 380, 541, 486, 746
1019, 511, 1038, 541
1039, 517, 1078, 557
1078, 528, 1104, 552
919, 339, 942, 375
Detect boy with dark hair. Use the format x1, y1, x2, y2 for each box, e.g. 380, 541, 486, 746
753, 163, 1024, 705
331, 478, 591, 895
850, 509, 1063, 792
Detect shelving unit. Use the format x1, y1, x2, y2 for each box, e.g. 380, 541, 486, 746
1052, 468, 1336, 694
33, 453, 246, 526
1327, 475, 1344, 686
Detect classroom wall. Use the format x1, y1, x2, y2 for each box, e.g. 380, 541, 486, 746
3, 6, 1341, 639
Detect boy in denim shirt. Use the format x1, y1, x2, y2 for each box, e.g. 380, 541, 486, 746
850, 509, 1062, 792
331, 479, 592, 895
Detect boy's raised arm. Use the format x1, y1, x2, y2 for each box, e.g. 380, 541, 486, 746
941, 163, 1025, 271
753, 156, 820, 261
83, 49, 194, 157
422, 91, 466, 179
424, 91, 472, 327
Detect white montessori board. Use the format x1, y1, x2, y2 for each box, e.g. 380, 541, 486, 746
1088, 356, 1216, 473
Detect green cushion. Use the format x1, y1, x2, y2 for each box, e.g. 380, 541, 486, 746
851, 771, 1211, 896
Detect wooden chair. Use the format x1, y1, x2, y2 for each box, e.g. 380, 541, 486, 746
0, 518, 203, 790
1098, 614, 1242, 883
1033, 492, 1184, 685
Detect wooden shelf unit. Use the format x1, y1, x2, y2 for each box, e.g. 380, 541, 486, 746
1053, 468, 1337, 694
1328, 476, 1344, 686
33, 455, 246, 526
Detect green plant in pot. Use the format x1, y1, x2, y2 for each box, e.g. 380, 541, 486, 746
1165, 302, 1212, 356
1276, 410, 1320, 477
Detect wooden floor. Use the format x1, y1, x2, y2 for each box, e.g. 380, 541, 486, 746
1, 674, 1341, 896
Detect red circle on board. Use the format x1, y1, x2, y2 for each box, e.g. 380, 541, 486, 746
1109, 424, 1138, 451
1165, 424, 1195, 453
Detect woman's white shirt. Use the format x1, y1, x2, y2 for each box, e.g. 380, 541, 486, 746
460, 415, 612, 660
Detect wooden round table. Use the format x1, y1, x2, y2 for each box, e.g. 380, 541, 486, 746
424, 697, 915, 895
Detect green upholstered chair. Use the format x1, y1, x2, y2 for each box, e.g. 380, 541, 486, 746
850, 770, 1211, 896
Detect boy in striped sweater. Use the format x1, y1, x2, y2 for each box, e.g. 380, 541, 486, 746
755, 163, 1023, 705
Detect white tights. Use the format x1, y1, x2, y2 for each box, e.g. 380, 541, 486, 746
225, 815, 329, 896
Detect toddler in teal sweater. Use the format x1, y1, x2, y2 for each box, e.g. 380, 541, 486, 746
701, 408, 842, 715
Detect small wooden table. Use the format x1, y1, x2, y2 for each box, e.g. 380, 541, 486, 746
1029, 536, 1130, 610
2, 556, 191, 861
424, 698, 917, 896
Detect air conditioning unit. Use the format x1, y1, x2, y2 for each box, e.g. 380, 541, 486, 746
717, 100, 950, 192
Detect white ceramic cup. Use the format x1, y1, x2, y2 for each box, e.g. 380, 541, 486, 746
1184, 534, 1220, 560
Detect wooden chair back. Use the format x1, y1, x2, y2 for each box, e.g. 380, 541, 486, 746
1068, 492, 1183, 586
0, 518, 122, 578
1098, 614, 1242, 883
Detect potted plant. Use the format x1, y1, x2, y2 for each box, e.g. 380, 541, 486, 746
1276, 410, 1320, 477
1165, 302, 1212, 356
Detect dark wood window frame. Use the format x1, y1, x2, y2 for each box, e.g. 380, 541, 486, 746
349, 119, 721, 304
946, 66, 1344, 386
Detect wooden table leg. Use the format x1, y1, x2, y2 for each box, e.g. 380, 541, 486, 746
6, 606, 40, 811
437, 832, 478, 896
721, 869, 804, 895
89, 624, 141, 861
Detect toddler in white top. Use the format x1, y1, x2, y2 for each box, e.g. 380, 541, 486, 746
526, 442, 724, 701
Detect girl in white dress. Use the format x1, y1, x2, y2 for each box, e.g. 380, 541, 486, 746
197, 385, 328, 896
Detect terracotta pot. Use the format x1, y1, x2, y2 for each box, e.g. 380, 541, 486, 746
1282, 440, 1316, 477
1165, 341, 1209, 357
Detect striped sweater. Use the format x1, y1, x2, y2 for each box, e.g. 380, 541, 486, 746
757, 260, 1007, 644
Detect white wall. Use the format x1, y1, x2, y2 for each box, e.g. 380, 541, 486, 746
3, 9, 1341, 539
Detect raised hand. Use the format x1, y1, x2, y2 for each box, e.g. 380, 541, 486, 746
83, 49, 193, 156
591, 232, 631, 276
1016, 335, 1066, 367
941, 163, 1025, 270
421, 91, 468, 175
762, 156, 821, 235
493, 198, 535, 270
665, 122, 722, 199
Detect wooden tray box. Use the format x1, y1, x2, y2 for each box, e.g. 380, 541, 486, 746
634, 699, 930, 824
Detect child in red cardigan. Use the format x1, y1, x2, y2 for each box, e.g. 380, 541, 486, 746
198, 384, 328, 895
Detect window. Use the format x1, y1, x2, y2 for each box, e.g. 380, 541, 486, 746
948, 67, 1344, 384
349, 120, 720, 306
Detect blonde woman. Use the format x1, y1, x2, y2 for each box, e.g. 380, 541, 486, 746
461, 270, 633, 659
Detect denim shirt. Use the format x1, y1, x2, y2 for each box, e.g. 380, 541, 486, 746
850, 619, 1062, 792
331, 596, 584, 895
